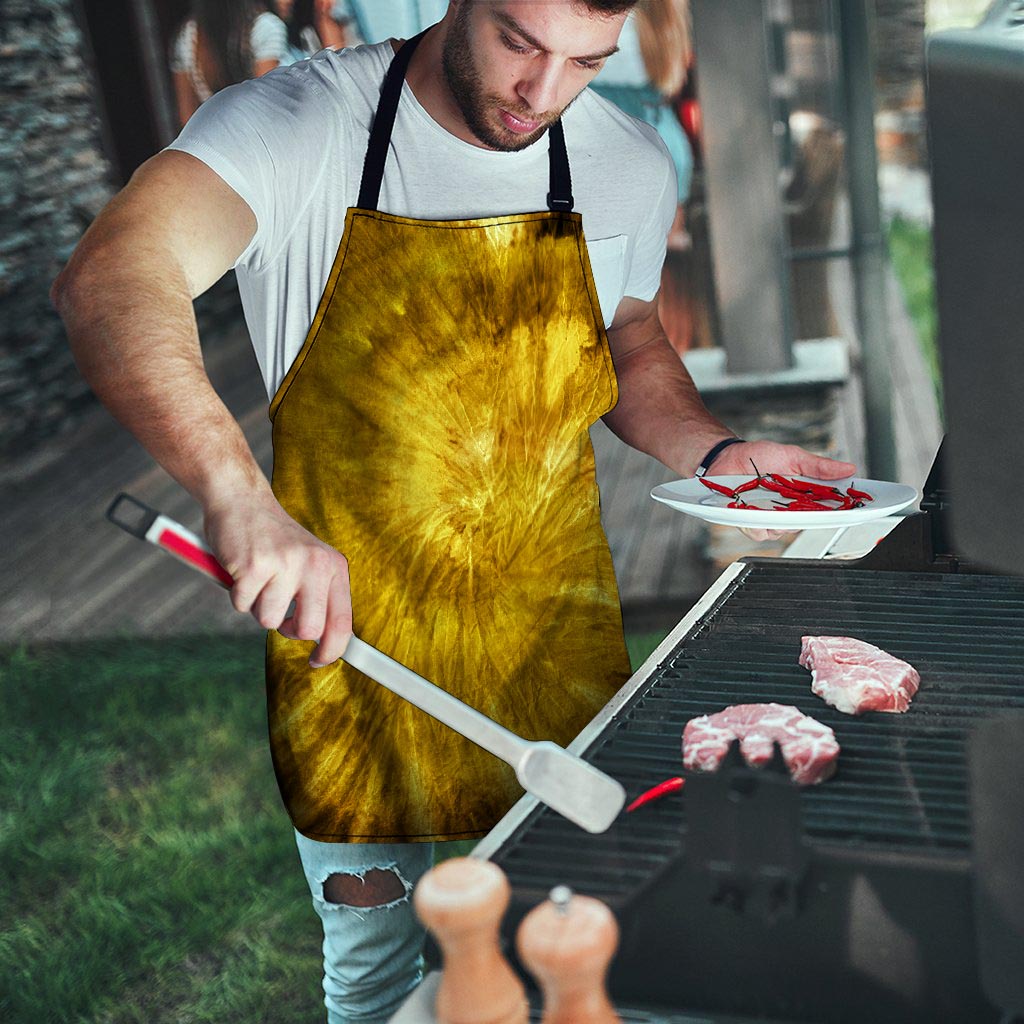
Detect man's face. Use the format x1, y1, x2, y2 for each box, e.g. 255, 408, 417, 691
441, 1, 626, 151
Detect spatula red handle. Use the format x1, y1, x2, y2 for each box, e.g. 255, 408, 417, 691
106, 493, 233, 588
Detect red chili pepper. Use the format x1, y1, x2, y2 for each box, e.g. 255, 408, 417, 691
761, 479, 824, 501
734, 478, 762, 494
626, 776, 685, 812
698, 477, 737, 498
776, 498, 835, 511
728, 499, 769, 509
768, 473, 816, 494
772, 473, 844, 498
758, 477, 802, 496
847, 485, 873, 501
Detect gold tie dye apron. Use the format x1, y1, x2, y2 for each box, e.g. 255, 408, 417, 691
267, 31, 631, 841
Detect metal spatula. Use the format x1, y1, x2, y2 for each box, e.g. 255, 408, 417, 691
106, 493, 626, 834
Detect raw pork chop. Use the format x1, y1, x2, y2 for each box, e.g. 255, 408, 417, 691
799, 636, 920, 716
682, 703, 840, 785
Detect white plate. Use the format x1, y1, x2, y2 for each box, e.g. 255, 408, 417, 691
650, 476, 920, 530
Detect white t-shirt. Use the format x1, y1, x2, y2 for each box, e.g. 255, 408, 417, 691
168, 40, 677, 399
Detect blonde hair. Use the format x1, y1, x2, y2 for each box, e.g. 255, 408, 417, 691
634, 0, 692, 98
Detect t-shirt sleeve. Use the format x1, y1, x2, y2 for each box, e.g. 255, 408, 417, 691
623, 130, 678, 302
165, 67, 339, 272
251, 12, 288, 63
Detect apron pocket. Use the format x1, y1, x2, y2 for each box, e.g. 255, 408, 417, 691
584, 234, 628, 329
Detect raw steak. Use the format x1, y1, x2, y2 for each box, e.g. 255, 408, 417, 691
682, 703, 840, 785
799, 636, 920, 716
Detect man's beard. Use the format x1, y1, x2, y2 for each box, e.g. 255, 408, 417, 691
441, 4, 560, 151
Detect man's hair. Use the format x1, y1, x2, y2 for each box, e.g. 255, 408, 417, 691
465, 1, 639, 14
579, 0, 640, 13
461, 1, 640, 18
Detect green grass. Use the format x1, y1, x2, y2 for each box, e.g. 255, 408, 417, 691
0, 637, 321, 1023
887, 215, 942, 407
1, 630, 667, 1022
626, 632, 669, 672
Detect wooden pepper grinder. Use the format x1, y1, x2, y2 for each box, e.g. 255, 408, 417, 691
413, 857, 528, 1024
516, 885, 621, 1024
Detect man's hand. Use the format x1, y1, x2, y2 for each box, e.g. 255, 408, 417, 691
706, 440, 857, 541
203, 493, 352, 668
709, 439, 855, 482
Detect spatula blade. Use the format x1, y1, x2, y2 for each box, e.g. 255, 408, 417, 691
516, 741, 626, 834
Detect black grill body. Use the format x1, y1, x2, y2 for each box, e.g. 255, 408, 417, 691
486, 553, 1024, 1023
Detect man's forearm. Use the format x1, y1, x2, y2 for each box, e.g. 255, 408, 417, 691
603, 332, 735, 478
52, 253, 271, 513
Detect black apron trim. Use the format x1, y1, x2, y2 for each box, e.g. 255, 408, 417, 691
357, 29, 574, 214
546, 119, 574, 212
357, 29, 428, 212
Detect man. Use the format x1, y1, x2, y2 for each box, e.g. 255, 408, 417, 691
52, 1, 855, 1019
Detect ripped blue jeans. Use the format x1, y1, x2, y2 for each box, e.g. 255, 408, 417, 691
294, 830, 437, 1024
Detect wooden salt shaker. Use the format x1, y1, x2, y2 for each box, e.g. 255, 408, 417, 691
413, 857, 528, 1024
516, 885, 621, 1024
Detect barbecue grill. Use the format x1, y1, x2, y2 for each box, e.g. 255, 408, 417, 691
474, 454, 1024, 1022
465, 10, 1024, 1021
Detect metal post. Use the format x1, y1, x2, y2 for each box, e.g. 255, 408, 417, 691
131, 0, 178, 148
837, 1, 898, 480
690, 0, 794, 374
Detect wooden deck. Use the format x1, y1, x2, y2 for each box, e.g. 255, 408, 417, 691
1, 247, 940, 644
0, 319, 704, 642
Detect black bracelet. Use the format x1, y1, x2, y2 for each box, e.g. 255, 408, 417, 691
695, 437, 745, 478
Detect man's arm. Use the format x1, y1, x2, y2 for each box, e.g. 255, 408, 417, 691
51, 150, 352, 666
603, 294, 856, 481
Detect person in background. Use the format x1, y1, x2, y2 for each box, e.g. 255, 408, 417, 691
277, 0, 350, 63
592, 0, 693, 346
171, 0, 289, 127
591, 0, 693, 226
337, 0, 449, 45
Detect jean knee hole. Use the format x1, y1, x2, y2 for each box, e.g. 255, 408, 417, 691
322, 868, 409, 909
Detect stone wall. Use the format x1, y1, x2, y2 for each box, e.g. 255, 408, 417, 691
0, 0, 246, 464
0, 0, 116, 461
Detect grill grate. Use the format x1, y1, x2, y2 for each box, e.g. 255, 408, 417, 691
492, 563, 1024, 902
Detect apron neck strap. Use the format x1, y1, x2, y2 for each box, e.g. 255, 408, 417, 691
357, 29, 574, 214
545, 119, 573, 213
358, 29, 426, 212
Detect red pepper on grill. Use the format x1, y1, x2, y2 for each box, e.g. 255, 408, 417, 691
626, 776, 685, 812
